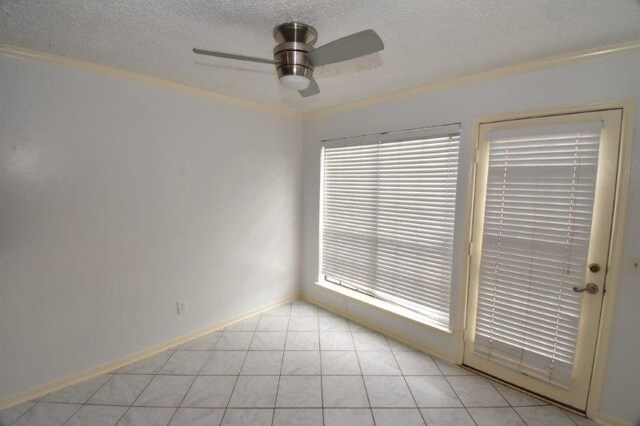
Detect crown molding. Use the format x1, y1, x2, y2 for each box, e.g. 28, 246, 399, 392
0, 43, 302, 120
3, 39, 640, 121
301, 39, 640, 118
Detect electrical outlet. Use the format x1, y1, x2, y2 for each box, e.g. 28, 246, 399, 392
177, 300, 188, 315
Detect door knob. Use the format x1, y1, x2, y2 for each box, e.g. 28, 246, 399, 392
573, 283, 599, 294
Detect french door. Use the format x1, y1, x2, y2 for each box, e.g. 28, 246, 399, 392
464, 109, 622, 410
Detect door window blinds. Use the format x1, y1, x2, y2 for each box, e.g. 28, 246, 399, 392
473, 121, 602, 388
320, 125, 460, 330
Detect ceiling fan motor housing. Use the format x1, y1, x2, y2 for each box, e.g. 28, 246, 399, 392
273, 22, 317, 80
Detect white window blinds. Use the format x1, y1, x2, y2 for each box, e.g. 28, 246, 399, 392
320, 125, 460, 330
473, 121, 602, 387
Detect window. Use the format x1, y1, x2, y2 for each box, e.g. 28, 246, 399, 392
319, 124, 460, 330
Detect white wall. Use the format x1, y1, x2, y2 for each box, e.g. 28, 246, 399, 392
2, 46, 638, 422
0, 53, 302, 398
302, 50, 640, 423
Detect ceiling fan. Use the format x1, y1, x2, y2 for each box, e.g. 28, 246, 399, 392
193, 22, 384, 97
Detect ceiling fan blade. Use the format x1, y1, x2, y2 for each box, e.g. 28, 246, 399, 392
192, 48, 275, 64
299, 78, 320, 97
307, 29, 383, 67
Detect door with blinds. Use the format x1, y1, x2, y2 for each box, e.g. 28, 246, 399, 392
464, 109, 622, 410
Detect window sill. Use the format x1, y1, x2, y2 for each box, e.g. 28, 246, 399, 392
314, 280, 453, 336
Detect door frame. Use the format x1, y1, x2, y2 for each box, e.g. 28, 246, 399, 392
458, 100, 636, 422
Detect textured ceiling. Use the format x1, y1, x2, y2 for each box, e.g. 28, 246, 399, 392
1, 0, 640, 112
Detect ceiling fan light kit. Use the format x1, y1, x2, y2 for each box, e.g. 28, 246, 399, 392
273, 22, 317, 91
193, 21, 384, 97
279, 74, 311, 90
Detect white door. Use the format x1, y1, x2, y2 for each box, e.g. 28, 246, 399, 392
464, 109, 622, 410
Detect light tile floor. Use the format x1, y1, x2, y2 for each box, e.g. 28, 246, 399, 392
0, 300, 598, 425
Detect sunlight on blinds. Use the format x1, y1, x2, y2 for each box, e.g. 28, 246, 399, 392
473, 121, 602, 387
320, 125, 460, 330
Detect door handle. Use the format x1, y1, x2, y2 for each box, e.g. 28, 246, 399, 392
573, 283, 599, 294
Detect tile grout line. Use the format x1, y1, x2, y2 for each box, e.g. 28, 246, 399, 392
61, 346, 179, 426
15, 357, 134, 426
8, 400, 554, 410
75, 404, 507, 409
486, 378, 531, 425
164, 333, 222, 425
116, 345, 180, 425
59, 371, 120, 425
387, 341, 428, 425
112, 371, 474, 377
485, 376, 576, 425
122, 345, 179, 424
39, 403, 555, 409
220, 319, 257, 425
270, 308, 291, 425
54, 400, 84, 426
349, 323, 377, 425
6, 401, 37, 426
440, 369, 479, 425
431, 357, 481, 425
317, 308, 325, 426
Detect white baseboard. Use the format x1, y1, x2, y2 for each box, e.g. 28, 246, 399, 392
0, 293, 299, 411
